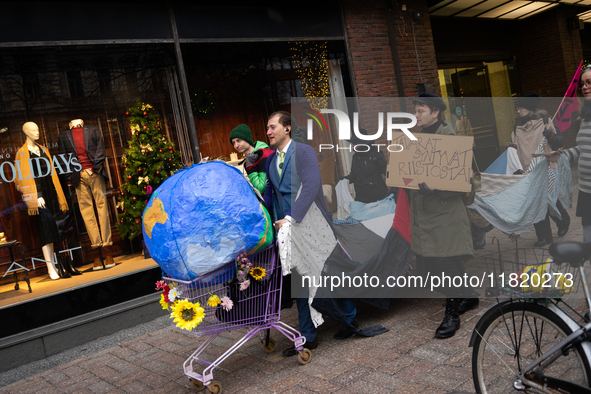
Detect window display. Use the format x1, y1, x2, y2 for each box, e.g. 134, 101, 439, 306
58, 119, 114, 270
15, 122, 70, 280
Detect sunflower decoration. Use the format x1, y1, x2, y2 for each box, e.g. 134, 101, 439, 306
171, 299, 205, 331
207, 294, 222, 308
159, 294, 170, 310
250, 266, 266, 281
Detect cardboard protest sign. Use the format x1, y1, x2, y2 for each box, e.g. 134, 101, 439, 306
386, 131, 474, 192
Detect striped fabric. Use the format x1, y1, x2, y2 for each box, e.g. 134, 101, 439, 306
526, 139, 557, 197
563, 119, 591, 193
478, 173, 525, 197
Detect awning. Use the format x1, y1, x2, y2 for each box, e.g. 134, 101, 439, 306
428, 0, 591, 20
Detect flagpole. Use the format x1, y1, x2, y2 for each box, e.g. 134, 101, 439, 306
551, 60, 583, 124
550, 96, 567, 123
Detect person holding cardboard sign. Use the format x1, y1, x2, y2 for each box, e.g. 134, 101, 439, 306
409, 92, 478, 339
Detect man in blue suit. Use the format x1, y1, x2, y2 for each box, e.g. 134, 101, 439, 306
263, 111, 357, 357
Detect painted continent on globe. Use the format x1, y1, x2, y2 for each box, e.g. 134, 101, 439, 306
143, 198, 168, 238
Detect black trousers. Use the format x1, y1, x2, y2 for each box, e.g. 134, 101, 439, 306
534, 199, 570, 241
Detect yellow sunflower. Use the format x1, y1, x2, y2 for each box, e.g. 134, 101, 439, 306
207, 294, 221, 307
170, 299, 205, 331
251, 266, 266, 280
159, 293, 169, 310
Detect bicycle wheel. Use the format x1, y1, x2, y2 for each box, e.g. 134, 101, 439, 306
472, 300, 591, 393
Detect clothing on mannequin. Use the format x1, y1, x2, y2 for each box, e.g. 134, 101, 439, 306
15, 122, 70, 280
58, 119, 115, 270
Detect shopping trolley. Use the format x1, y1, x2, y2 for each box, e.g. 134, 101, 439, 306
161, 243, 310, 394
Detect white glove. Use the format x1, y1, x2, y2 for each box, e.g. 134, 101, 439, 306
38, 197, 46, 209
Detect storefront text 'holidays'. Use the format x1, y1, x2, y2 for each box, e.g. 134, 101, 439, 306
0, 154, 81, 183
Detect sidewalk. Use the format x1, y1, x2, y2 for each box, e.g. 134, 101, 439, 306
0, 191, 585, 394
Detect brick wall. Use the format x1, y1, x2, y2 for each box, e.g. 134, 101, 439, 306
513, 6, 584, 148
341, 0, 439, 135
514, 6, 582, 98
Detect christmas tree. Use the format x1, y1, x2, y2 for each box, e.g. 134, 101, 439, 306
117, 101, 181, 240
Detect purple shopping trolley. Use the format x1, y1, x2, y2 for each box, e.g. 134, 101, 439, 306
161, 243, 310, 393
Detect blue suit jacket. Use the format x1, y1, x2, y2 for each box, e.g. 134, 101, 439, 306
263, 141, 335, 235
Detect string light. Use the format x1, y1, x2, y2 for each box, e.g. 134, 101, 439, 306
290, 41, 330, 111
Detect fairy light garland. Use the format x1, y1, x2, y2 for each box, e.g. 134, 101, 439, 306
290, 41, 330, 111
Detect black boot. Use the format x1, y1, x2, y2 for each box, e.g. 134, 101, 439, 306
56, 257, 71, 279
62, 256, 82, 276
435, 298, 460, 339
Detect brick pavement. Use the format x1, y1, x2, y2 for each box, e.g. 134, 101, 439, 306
0, 189, 587, 394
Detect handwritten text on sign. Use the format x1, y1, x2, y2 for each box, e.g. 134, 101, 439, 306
386, 131, 474, 192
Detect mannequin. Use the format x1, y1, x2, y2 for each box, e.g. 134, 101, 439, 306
58, 119, 114, 270
15, 122, 70, 280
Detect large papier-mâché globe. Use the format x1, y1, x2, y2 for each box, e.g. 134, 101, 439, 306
142, 161, 272, 281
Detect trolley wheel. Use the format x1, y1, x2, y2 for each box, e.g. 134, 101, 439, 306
298, 348, 312, 365
262, 338, 276, 353
208, 381, 222, 394
191, 378, 206, 392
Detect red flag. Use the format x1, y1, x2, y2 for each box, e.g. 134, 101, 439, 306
555, 60, 583, 133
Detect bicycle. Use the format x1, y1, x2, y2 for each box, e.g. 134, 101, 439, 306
470, 239, 591, 393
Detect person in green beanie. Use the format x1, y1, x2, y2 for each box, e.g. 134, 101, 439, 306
229, 124, 274, 195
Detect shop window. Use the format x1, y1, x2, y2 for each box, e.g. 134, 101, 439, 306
0, 44, 184, 303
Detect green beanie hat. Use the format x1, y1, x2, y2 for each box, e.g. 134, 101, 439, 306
229, 124, 254, 147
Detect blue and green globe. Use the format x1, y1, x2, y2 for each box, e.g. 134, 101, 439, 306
142, 161, 272, 281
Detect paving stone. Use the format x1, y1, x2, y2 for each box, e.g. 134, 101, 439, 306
443, 350, 474, 369
391, 336, 430, 354
394, 360, 437, 381
86, 380, 116, 394
119, 380, 153, 394
413, 371, 462, 391
68, 387, 94, 394
282, 386, 316, 394
344, 379, 392, 394
394, 382, 428, 393
409, 346, 452, 364
377, 355, 420, 375
329, 365, 373, 387
267, 373, 308, 393
430, 364, 473, 382
42, 370, 70, 384
316, 361, 357, 381
90, 366, 118, 380
361, 370, 407, 390
252, 367, 298, 388
298, 376, 340, 393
